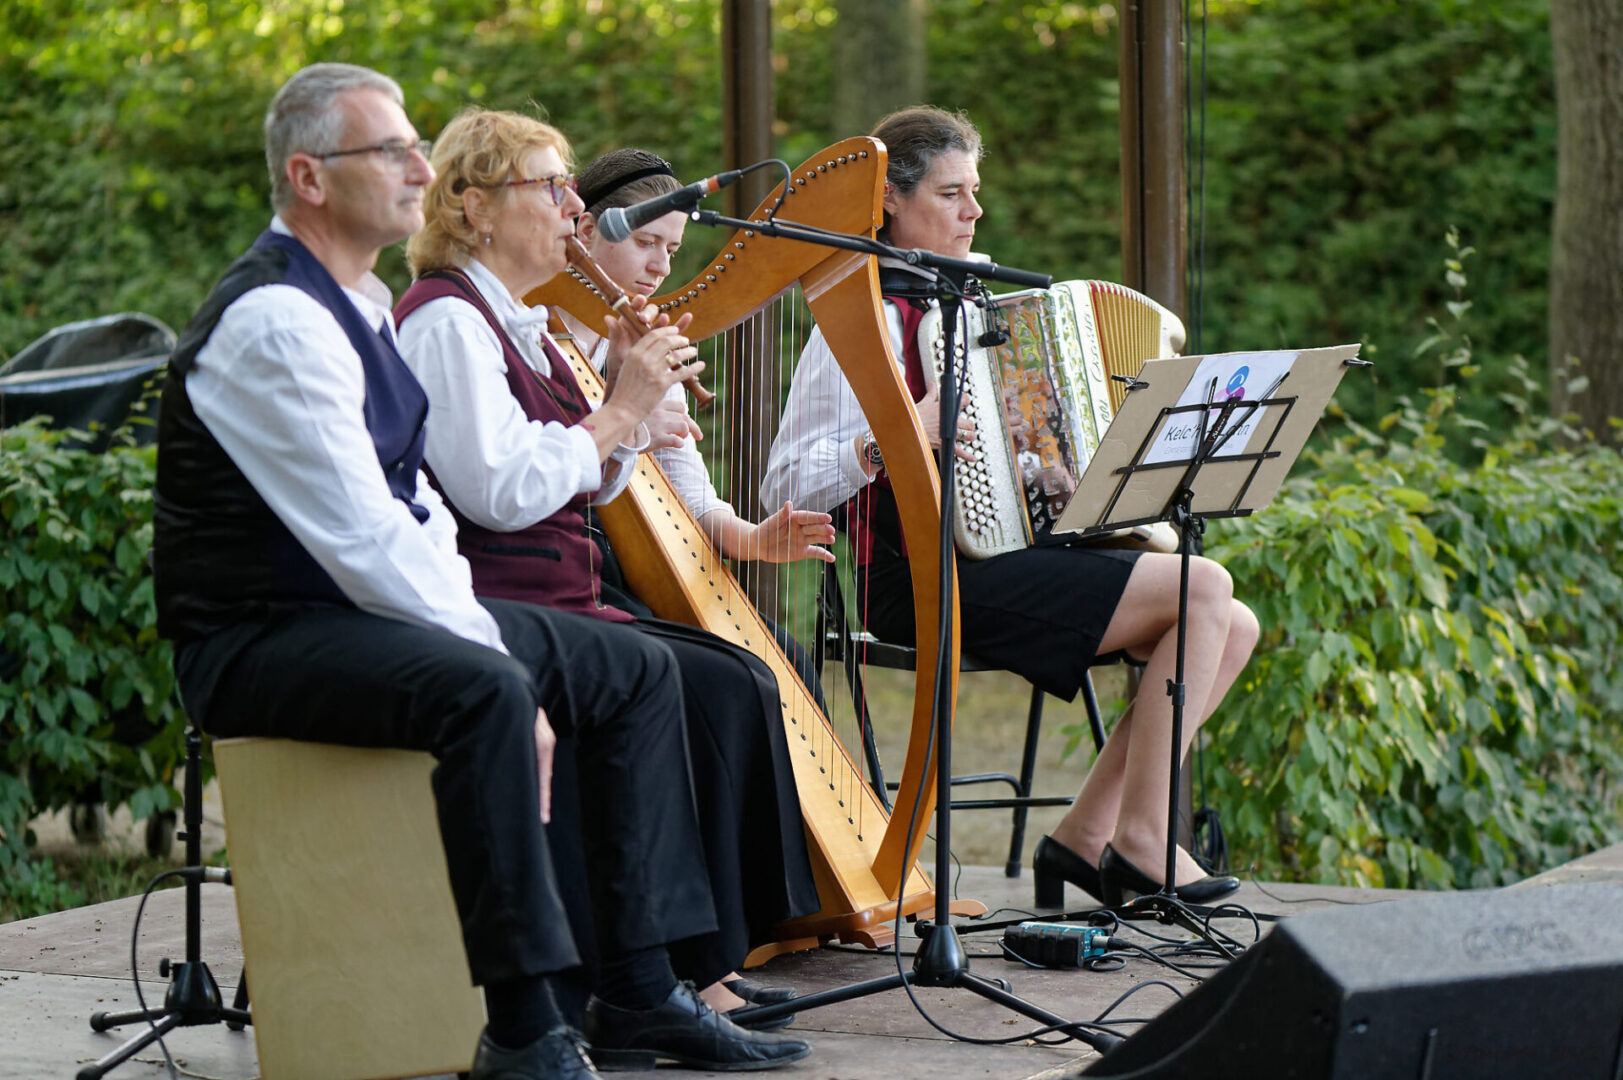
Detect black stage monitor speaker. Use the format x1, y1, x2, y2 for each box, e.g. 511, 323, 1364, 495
1085, 882, 1623, 1079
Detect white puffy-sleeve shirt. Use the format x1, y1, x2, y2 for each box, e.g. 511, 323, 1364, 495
395, 258, 637, 533
186, 218, 506, 653
760, 299, 909, 515
585, 338, 730, 522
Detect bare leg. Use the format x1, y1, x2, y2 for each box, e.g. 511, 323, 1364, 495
699, 980, 747, 1013
1048, 702, 1132, 862
1047, 554, 1245, 884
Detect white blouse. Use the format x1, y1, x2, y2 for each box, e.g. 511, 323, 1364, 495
395, 258, 638, 534
760, 299, 910, 515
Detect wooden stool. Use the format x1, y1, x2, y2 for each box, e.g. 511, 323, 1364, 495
214, 738, 485, 1080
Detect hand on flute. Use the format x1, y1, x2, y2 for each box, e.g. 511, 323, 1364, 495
602, 304, 702, 421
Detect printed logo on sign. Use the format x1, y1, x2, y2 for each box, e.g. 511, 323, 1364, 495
1225, 365, 1250, 402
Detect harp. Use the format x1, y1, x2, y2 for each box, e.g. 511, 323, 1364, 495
528, 137, 981, 963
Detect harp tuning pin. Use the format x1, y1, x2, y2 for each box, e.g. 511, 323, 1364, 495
706, 274, 716, 283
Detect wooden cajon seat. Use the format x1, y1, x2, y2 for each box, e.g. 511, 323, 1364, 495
214, 738, 486, 1080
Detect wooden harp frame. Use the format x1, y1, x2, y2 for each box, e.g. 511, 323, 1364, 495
528, 137, 978, 960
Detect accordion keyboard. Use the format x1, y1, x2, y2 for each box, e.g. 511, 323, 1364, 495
922, 304, 1030, 558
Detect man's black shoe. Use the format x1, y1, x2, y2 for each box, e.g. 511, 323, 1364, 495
584, 982, 811, 1071
470, 1025, 599, 1079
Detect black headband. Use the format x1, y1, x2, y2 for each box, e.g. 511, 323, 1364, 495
577, 158, 677, 214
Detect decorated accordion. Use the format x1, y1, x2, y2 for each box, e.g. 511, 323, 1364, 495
921, 280, 1186, 559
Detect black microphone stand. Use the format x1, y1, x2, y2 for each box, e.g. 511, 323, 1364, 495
77, 725, 251, 1080
693, 204, 1120, 1055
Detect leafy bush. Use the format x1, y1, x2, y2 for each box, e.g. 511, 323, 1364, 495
1203, 236, 1623, 888
1, 0, 1557, 432
0, 417, 184, 918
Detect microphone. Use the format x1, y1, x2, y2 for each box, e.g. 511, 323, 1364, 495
596, 169, 744, 243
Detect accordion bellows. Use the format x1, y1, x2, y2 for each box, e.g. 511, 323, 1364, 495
923, 280, 1186, 559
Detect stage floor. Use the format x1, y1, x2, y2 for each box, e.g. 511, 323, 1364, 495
7, 844, 1622, 1080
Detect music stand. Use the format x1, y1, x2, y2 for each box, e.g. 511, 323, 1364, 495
1052, 343, 1368, 916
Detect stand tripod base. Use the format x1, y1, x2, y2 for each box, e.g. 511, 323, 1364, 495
731, 922, 1121, 1054
79, 963, 251, 1080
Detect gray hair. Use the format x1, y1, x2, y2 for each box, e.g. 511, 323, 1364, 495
264, 63, 404, 211
871, 106, 983, 196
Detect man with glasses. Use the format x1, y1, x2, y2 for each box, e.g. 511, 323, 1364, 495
154, 63, 807, 1080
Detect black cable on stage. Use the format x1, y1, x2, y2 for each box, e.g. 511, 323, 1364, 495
1245, 870, 1381, 907
1094, 979, 1186, 1024
129, 868, 190, 1080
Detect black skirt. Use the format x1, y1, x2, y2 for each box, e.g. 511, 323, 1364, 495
547, 614, 820, 991
856, 544, 1142, 702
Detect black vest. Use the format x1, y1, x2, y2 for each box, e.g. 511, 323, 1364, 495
153, 230, 431, 642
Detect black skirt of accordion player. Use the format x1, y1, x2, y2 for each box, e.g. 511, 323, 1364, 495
854, 543, 1143, 702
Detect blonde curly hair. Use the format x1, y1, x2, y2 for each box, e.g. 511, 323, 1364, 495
407, 107, 572, 276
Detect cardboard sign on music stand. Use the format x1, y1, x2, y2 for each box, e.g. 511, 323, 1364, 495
1055, 343, 1365, 538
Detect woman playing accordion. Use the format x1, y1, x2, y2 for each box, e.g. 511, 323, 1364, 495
762, 106, 1255, 907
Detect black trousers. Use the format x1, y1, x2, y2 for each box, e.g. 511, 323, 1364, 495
174, 598, 717, 986
542, 614, 821, 991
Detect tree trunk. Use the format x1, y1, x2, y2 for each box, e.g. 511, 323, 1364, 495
832, 0, 927, 134
1548, 0, 1623, 430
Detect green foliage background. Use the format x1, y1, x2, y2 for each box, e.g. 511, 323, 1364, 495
1, 0, 1555, 425
1, 419, 181, 916
4, 0, 1608, 909
1204, 240, 1623, 887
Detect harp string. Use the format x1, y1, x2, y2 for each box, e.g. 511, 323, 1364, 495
698, 288, 873, 831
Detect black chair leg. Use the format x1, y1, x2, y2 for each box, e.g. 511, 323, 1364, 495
1081, 670, 1108, 753
1004, 686, 1047, 878
852, 659, 892, 813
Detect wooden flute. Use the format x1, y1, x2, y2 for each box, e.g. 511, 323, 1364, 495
562, 235, 715, 408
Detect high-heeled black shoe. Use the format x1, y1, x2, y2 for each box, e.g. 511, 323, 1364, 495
1032, 835, 1106, 908
1097, 843, 1240, 907
720, 976, 797, 1030
721, 976, 795, 1006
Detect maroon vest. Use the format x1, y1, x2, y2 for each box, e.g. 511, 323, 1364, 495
395, 269, 632, 622
845, 297, 928, 566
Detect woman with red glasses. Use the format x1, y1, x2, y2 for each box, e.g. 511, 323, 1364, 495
394, 107, 815, 1065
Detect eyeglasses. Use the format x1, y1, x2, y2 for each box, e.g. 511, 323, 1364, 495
505, 173, 578, 206
318, 139, 432, 166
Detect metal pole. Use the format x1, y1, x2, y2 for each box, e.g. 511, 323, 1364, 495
720, 0, 780, 615
1120, 0, 1195, 849
1118, 0, 1187, 317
